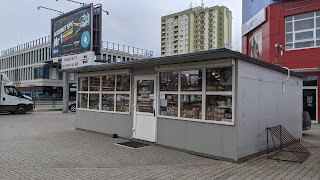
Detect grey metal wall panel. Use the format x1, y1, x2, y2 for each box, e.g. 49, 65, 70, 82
94, 112, 113, 134
75, 110, 95, 130
221, 125, 238, 160
236, 60, 303, 159
110, 114, 133, 138
185, 121, 223, 157
157, 118, 186, 149
75, 110, 132, 138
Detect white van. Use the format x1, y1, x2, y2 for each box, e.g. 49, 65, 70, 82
0, 73, 33, 114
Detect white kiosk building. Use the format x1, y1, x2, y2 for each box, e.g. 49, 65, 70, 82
62, 49, 303, 161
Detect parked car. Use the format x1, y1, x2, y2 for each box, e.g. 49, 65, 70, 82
303, 111, 311, 130
68, 101, 76, 112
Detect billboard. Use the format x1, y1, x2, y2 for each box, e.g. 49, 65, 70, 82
248, 27, 262, 59
51, 4, 93, 58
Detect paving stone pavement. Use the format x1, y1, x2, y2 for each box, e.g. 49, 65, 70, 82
0, 111, 320, 179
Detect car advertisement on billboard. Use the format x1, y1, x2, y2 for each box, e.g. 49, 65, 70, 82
51, 4, 93, 58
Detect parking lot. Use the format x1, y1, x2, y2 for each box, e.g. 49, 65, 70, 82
0, 111, 320, 180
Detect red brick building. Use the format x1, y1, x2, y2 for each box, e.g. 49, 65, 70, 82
242, 0, 320, 123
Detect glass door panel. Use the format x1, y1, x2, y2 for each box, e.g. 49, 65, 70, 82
303, 89, 317, 121
136, 80, 155, 113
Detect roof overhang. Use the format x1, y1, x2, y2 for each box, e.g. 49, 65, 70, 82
59, 48, 304, 78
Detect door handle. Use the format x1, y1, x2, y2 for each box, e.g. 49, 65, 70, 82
153, 109, 155, 117
3, 98, 5, 101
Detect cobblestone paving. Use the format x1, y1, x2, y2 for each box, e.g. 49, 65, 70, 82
0, 111, 320, 179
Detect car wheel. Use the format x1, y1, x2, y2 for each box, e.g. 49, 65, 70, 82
70, 105, 76, 112
16, 105, 27, 114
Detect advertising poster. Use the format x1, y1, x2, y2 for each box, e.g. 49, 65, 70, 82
248, 27, 262, 58
51, 4, 92, 58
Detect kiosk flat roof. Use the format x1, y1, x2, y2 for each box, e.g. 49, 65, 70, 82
60, 48, 303, 78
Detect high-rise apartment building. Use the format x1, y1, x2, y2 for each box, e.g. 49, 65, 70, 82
161, 5, 232, 56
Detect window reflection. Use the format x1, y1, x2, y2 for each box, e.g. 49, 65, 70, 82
117, 74, 130, 91
206, 67, 232, 91
102, 75, 115, 91
160, 72, 178, 91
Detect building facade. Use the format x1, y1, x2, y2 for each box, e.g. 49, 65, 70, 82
161, 5, 232, 56
0, 36, 153, 99
242, 0, 320, 123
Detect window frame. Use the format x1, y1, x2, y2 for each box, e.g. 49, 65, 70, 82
285, 11, 320, 51
157, 65, 235, 126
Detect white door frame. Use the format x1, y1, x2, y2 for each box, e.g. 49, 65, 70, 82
303, 86, 318, 122
133, 75, 157, 142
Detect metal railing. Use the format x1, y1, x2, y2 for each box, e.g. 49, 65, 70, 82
1, 36, 50, 56
102, 41, 153, 57
1, 36, 154, 58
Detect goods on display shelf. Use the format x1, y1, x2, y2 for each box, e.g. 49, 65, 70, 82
206, 107, 232, 121
102, 94, 114, 111
181, 107, 202, 119
116, 95, 130, 112
79, 78, 89, 91
160, 94, 178, 117
160, 106, 178, 116
117, 103, 129, 112
90, 77, 101, 91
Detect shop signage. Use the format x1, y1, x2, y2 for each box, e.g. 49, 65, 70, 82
69, 83, 77, 92
69, 83, 77, 88
242, 8, 266, 36
61, 51, 95, 69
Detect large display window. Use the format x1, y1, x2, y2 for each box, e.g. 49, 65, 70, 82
77, 74, 131, 113
158, 66, 234, 125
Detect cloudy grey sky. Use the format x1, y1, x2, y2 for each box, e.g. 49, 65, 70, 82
0, 0, 242, 57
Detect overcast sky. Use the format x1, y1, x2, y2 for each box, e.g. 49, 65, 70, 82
0, 0, 242, 57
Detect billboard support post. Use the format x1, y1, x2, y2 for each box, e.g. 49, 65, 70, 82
62, 72, 69, 113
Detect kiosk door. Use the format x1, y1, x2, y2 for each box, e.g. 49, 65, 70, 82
133, 76, 157, 142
